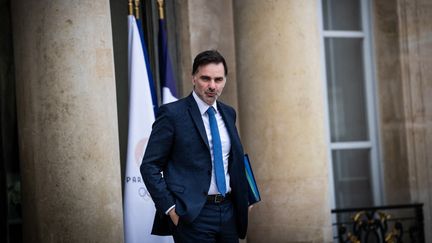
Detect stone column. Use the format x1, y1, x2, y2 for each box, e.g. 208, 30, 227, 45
233, 0, 332, 241
373, 0, 411, 205
11, 0, 124, 242
396, 0, 432, 239
373, 0, 432, 238
175, 0, 240, 112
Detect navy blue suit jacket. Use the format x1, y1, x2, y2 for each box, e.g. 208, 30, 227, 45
140, 94, 249, 239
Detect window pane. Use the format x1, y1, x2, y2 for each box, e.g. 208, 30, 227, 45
332, 149, 373, 208
325, 38, 369, 142
323, 0, 362, 31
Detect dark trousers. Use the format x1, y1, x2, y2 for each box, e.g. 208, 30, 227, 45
171, 200, 239, 243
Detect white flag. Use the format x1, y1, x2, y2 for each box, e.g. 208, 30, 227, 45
124, 15, 173, 243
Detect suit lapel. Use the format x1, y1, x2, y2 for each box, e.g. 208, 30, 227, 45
217, 102, 236, 148
187, 95, 210, 150
217, 102, 240, 171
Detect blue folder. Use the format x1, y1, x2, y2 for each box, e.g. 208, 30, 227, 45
244, 154, 261, 205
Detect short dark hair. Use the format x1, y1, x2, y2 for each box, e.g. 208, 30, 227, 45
192, 50, 228, 76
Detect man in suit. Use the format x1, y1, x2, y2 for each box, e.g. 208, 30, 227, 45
141, 50, 249, 242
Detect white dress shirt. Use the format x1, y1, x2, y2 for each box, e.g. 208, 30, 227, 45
192, 91, 232, 195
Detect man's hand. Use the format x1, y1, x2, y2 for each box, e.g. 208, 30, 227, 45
168, 208, 180, 226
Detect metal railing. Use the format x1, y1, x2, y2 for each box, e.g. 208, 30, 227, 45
331, 204, 424, 243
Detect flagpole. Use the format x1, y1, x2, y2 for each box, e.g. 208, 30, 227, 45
134, 0, 140, 19
157, 0, 178, 104
128, 0, 133, 16
157, 0, 164, 20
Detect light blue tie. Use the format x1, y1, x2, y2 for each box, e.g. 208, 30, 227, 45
207, 107, 227, 196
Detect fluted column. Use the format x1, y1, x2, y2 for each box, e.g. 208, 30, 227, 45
11, 0, 124, 242
233, 0, 332, 241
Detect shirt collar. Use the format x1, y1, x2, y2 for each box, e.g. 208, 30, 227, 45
192, 91, 218, 115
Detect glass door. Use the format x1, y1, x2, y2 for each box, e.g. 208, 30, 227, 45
320, 0, 382, 209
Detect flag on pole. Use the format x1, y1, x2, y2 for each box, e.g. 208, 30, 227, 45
158, 6, 178, 104
136, 19, 158, 114
124, 14, 172, 243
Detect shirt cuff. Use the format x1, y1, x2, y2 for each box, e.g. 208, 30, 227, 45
165, 205, 175, 215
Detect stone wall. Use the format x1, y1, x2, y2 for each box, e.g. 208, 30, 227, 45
374, 0, 432, 239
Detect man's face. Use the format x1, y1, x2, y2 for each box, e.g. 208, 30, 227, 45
192, 63, 226, 105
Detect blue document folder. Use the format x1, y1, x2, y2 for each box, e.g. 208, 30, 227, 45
244, 154, 261, 205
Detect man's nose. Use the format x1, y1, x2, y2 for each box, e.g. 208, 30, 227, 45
208, 80, 216, 89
